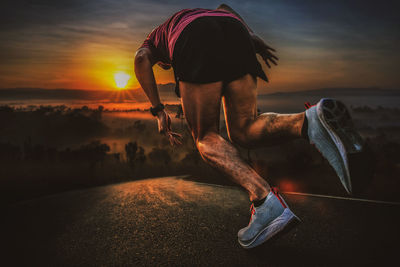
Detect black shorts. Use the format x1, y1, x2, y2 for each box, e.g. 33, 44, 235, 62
172, 16, 268, 97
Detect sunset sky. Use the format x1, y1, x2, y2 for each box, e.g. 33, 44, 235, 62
1, 0, 399, 93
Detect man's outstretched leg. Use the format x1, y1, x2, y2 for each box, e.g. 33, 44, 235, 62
223, 74, 364, 247
223, 74, 364, 195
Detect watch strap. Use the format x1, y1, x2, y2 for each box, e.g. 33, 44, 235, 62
150, 103, 165, 116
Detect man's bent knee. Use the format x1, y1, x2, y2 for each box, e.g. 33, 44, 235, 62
195, 132, 238, 163
196, 132, 220, 158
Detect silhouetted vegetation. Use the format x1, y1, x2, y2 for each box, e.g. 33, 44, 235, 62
148, 147, 171, 165
125, 141, 146, 168
0, 104, 399, 205
0, 105, 109, 146
0, 105, 218, 205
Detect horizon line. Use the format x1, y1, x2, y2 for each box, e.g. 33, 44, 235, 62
1, 85, 397, 94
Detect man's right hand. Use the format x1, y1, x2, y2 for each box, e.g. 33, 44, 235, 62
156, 110, 182, 146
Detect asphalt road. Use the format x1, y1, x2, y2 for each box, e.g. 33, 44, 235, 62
2, 176, 399, 266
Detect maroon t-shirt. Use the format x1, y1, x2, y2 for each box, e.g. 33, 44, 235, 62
138, 8, 247, 64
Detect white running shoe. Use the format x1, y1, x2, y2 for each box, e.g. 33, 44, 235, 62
305, 98, 364, 194
238, 187, 300, 249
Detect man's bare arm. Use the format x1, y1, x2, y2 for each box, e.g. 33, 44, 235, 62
134, 48, 161, 108
134, 48, 182, 145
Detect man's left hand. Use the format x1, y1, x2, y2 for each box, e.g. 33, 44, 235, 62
251, 33, 279, 68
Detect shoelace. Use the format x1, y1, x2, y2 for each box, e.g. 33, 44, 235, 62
248, 203, 256, 225
304, 101, 316, 110
248, 187, 287, 225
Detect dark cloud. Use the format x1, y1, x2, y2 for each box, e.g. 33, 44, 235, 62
0, 0, 399, 89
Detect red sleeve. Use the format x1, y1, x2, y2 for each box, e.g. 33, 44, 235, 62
138, 27, 169, 64
139, 39, 158, 57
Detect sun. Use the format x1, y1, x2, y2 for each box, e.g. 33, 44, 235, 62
114, 71, 131, 89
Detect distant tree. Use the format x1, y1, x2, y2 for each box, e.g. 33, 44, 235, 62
125, 141, 146, 168
87, 105, 104, 121
133, 120, 146, 132
125, 141, 138, 164
136, 146, 146, 164
182, 149, 201, 165
0, 142, 21, 161
79, 141, 110, 167
0, 105, 14, 112
90, 110, 102, 121
27, 105, 37, 111
113, 153, 121, 162
58, 105, 67, 112
35, 105, 54, 115
148, 147, 171, 165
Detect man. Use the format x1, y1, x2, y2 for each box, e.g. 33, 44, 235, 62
134, 4, 364, 249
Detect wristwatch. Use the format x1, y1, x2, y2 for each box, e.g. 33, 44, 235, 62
150, 103, 165, 116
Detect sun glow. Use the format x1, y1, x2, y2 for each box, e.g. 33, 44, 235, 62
114, 71, 131, 89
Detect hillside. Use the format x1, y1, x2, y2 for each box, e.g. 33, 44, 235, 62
1, 86, 398, 102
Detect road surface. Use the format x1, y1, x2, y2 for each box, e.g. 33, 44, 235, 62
2, 176, 399, 266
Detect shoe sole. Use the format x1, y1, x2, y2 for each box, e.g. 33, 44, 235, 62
318, 99, 364, 154
238, 208, 301, 249
308, 99, 364, 194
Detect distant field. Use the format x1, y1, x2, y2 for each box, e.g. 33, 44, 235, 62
1, 87, 399, 204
